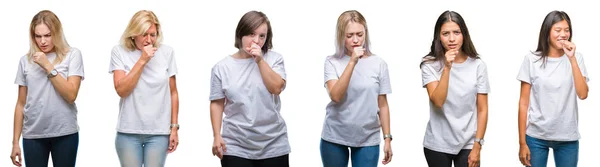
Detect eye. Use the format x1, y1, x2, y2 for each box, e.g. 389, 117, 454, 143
34, 35, 42, 38
357, 33, 363, 37
346, 34, 353, 38
44, 34, 52, 38
442, 32, 449, 36
259, 34, 266, 38
454, 31, 461, 35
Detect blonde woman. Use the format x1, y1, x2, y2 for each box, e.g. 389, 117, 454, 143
320, 10, 393, 167
109, 10, 179, 167
10, 10, 84, 167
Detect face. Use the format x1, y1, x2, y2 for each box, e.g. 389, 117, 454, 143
344, 21, 365, 54
134, 24, 157, 50
440, 21, 463, 51
549, 20, 570, 50
34, 23, 54, 53
241, 23, 268, 52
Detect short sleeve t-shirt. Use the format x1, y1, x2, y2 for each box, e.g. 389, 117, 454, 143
15, 48, 85, 139
109, 44, 177, 135
209, 51, 290, 160
421, 56, 490, 154
321, 55, 392, 147
517, 52, 588, 141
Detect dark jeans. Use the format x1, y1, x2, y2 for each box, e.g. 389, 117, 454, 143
23, 132, 79, 167
221, 154, 289, 167
320, 139, 380, 167
424, 147, 472, 167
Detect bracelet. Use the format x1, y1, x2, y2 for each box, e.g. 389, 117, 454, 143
383, 134, 393, 141
170, 124, 179, 130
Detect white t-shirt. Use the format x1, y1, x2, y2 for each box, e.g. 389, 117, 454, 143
517, 52, 588, 141
209, 51, 290, 160
14, 48, 85, 139
421, 56, 490, 154
109, 45, 177, 135
321, 55, 392, 147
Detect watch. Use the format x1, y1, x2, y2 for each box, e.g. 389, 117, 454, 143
383, 134, 393, 141
475, 138, 484, 146
47, 69, 58, 78
170, 124, 179, 130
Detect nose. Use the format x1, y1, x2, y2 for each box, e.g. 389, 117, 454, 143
352, 35, 359, 43
145, 35, 152, 44
449, 34, 455, 42
41, 36, 47, 45
252, 35, 259, 43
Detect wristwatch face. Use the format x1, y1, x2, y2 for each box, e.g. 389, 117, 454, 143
51, 69, 58, 76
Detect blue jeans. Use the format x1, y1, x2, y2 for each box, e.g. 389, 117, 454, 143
526, 135, 579, 167
115, 132, 170, 167
320, 139, 379, 167
22, 132, 79, 167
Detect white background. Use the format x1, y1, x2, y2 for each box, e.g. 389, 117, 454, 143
0, 0, 597, 166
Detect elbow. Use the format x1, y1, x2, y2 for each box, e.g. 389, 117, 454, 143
268, 88, 282, 95
330, 95, 342, 104
65, 95, 77, 104
430, 98, 444, 109
578, 93, 588, 100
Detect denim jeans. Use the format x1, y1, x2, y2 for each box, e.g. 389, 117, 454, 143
22, 132, 79, 167
320, 139, 379, 167
526, 135, 579, 167
115, 132, 170, 167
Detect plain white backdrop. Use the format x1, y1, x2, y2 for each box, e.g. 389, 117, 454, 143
0, 0, 597, 166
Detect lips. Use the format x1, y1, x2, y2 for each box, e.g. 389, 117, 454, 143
448, 44, 457, 49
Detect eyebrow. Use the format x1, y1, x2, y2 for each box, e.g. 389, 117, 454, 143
35, 32, 51, 36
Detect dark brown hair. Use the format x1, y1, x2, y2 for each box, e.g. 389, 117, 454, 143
234, 11, 273, 53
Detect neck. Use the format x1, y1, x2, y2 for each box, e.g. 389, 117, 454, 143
548, 48, 565, 58
234, 50, 253, 59
453, 51, 468, 63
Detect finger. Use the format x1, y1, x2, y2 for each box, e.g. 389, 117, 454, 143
212, 146, 218, 155
172, 141, 178, 152
221, 143, 227, 152
217, 150, 223, 159
526, 154, 531, 166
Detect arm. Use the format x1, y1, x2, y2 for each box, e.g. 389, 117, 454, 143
12, 86, 27, 147
112, 58, 149, 98
210, 99, 225, 138
169, 76, 179, 127
326, 61, 357, 103
256, 60, 285, 95
474, 94, 489, 147
42, 67, 82, 104
378, 95, 391, 141
568, 57, 588, 100
518, 82, 531, 146
425, 66, 451, 108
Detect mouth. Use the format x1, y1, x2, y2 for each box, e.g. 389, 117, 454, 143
448, 44, 458, 49
352, 45, 361, 48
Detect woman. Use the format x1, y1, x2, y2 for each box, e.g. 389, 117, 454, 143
209, 11, 290, 167
320, 10, 393, 167
420, 11, 489, 167
109, 10, 179, 167
10, 10, 84, 167
517, 10, 588, 167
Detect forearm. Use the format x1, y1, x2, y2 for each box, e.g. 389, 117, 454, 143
329, 62, 356, 103
257, 60, 285, 95
170, 92, 179, 125
379, 106, 391, 141
13, 106, 24, 146
430, 68, 451, 108
115, 60, 147, 97
210, 100, 224, 137
475, 100, 488, 140
569, 58, 588, 99
518, 105, 528, 145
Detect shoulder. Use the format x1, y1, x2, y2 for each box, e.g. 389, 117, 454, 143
212, 56, 232, 70
67, 47, 82, 57
264, 50, 283, 60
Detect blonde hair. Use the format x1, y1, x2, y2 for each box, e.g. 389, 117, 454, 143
120, 10, 163, 51
28, 10, 70, 64
334, 10, 372, 58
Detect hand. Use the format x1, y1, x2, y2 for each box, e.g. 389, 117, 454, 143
468, 145, 481, 167
168, 130, 179, 153
444, 49, 458, 69
246, 43, 264, 63
32, 52, 53, 72
382, 140, 393, 165
560, 40, 576, 58
10, 145, 22, 166
141, 45, 157, 63
350, 47, 365, 63
212, 136, 227, 159
519, 144, 531, 166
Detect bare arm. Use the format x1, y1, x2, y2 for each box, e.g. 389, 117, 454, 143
112, 58, 149, 98
518, 82, 531, 145
12, 86, 27, 146
210, 99, 225, 137
475, 94, 489, 146
41, 64, 82, 104
378, 95, 391, 142
326, 61, 357, 103
425, 67, 451, 108
569, 58, 588, 100
169, 76, 179, 127
256, 60, 285, 95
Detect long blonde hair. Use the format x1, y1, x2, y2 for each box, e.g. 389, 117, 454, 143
120, 10, 163, 51
334, 10, 372, 58
28, 10, 70, 64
